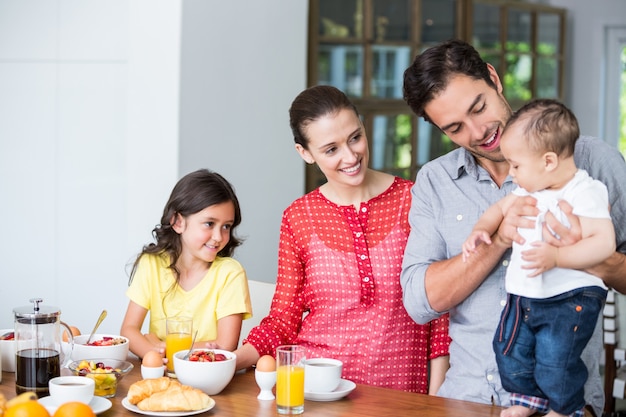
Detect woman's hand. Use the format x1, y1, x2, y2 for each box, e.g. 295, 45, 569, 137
233, 343, 261, 371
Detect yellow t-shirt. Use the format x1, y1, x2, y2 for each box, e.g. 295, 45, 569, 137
126, 253, 252, 341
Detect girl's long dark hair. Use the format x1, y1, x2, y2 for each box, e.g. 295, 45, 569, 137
129, 169, 243, 289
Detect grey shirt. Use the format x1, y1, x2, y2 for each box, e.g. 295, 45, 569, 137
401, 136, 626, 415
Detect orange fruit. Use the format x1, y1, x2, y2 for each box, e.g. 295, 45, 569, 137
5, 401, 50, 417
62, 326, 81, 342
53, 402, 95, 417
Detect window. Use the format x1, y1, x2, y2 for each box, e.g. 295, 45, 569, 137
602, 27, 626, 159
473, 1, 566, 110
306, 0, 566, 191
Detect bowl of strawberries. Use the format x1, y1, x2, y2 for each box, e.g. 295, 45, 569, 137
173, 349, 236, 395
66, 333, 129, 361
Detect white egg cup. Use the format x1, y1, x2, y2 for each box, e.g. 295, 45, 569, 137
141, 364, 166, 379
255, 369, 276, 400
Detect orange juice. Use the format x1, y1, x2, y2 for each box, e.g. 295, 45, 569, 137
276, 365, 305, 407
165, 332, 192, 373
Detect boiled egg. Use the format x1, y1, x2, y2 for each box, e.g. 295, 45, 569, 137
62, 326, 81, 342
143, 350, 164, 368
256, 355, 276, 372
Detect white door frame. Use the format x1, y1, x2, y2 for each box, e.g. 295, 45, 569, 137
601, 26, 626, 146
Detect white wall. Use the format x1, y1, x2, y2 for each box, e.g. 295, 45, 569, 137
544, 0, 626, 138
178, 0, 307, 285
0, 0, 307, 334
0, 0, 178, 334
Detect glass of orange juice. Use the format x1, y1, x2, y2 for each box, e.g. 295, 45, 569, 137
165, 317, 192, 377
276, 345, 305, 415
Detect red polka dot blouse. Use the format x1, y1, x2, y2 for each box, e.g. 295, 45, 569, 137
244, 177, 450, 393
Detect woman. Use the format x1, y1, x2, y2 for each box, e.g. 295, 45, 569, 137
234, 85, 449, 393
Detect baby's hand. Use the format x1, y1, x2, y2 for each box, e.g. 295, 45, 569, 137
521, 241, 558, 277
462, 230, 492, 262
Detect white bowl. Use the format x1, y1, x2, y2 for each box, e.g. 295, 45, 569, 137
0, 328, 16, 372
64, 333, 129, 361
173, 349, 236, 395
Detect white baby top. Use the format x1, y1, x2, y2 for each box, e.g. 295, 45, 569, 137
506, 169, 610, 298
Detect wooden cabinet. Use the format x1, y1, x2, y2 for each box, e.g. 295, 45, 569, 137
306, 0, 566, 191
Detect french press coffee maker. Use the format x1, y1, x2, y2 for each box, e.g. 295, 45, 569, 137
13, 298, 74, 395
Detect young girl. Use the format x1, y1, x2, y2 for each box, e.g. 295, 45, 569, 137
121, 169, 252, 361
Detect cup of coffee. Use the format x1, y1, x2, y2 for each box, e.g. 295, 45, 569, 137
304, 358, 343, 393
49, 376, 95, 406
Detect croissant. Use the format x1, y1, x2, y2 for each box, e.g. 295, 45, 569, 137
137, 385, 213, 412
127, 376, 181, 404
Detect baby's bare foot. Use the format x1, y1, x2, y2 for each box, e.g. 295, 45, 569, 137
501, 405, 535, 417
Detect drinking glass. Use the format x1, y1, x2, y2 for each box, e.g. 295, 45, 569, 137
276, 345, 305, 414
165, 317, 192, 377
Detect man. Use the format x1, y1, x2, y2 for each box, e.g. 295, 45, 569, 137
400, 39, 626, 416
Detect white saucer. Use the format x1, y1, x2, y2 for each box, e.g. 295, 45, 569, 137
39, 395, 112, 415
305, 378, 356, 402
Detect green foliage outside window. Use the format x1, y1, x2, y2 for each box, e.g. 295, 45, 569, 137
501, 41, 559, 104
388, 114, 412, 179
396, 114, 412, 176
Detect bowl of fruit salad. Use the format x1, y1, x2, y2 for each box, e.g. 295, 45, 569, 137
68, 358, 134, 397
65, 333, 129, 361
173, 349, 236, 395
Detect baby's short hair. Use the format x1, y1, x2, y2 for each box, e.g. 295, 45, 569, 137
504, 98, 579, 157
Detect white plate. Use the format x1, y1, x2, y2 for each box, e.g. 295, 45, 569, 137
121, 396, 216, 416
305, 378, 356, 402
39, 395, 112, 415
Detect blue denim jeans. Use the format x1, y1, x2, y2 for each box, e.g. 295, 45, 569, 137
493, 287, 607, 415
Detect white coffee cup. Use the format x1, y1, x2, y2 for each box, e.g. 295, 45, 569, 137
49, 376, 95, 406
0, 329, 16, 372
304, 358, 343, 393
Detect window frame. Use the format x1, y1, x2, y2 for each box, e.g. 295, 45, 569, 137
306, 0, 566, 192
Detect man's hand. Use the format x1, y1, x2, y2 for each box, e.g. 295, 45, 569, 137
587, 252, 626, 293
497, 195, 539, 247
542, 200, 582, 247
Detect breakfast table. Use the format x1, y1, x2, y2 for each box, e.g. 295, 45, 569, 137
0, 356, 504, 416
